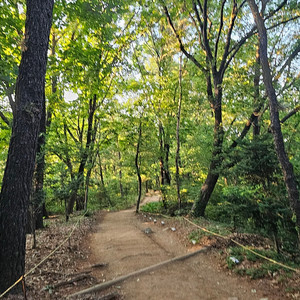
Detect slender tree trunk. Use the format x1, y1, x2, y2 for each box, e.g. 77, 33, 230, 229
118, 150, 124, 199
84, 119, 98, 211
0, 0, 53, 294
98, 154, 112, 206
164, 140, 171, 184
158, 123, 167, 208
248, 0, 300, 228
176, 55, 183, 209
158, 122, 171, 186
84, 168, 91, 212
67, 95, 97, 216
99, 155, 105, 187
136, 121, 142, 213
159, 123, 165, 185
158, 121, 171, 209
253, 46, 261, 136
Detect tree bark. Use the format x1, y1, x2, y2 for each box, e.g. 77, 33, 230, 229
192, 73, 224, 217
98, 153, 112, 206
159, 122, 171, 186
253, 46, 261, 136
135, 120, 142, 213
176, 55, 183, 208
248, 0, 300, 228
0, 0, 53, 294
118, 150, 124, 199
84, 118, 98, 211
67, 95, 97, 217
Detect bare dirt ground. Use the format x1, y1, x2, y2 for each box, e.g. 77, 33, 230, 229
18, 193, 298, 299
79, 193, 282, 300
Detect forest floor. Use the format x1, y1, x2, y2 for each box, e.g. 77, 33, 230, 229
13, 192, 300, 299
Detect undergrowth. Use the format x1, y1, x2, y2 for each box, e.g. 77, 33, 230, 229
141, 199, 300, 287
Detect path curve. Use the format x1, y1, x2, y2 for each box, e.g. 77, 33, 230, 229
85, 194, 276, 299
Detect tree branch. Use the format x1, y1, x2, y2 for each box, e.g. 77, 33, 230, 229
225, 26, 257, 72
192, 0, 203, 30
280, 105, 300, 124
202, 0, 213, 62
274, 41, 300, 81
214, 0, 226, 63
225, 0, 293, 73
219, 0, 238, 76
189, 12, 204, 50
162, 3, 206, 72
264, 0, 287, 21
0, 110, 10, 126
65, 122, 79, 144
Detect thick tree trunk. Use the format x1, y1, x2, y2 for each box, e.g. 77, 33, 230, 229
135, 121, 142, 213
193, 170, 220, 217
0, 0, 53, 294
192, 74, 224, 217
248, 0, 300, 227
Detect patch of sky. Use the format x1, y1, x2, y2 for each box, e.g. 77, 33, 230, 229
64, 90, 79, 102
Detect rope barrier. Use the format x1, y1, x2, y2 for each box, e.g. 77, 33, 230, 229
0, 211, 88, 298
183, 217, 300, 273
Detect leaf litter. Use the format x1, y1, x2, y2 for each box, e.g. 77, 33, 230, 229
19, 214, 113, 299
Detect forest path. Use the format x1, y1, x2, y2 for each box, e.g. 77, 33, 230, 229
85, 193, 274, 300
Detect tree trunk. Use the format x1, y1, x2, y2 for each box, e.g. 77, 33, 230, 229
84, 167, 92, 212
164, 141, 171, 184
0, 0, 53, 294
248, 0, 300, 228
253, 46, 261, 136
67, 95, 97, 216
84, 119, 98, 211
159, 122, 171, 186
135, 121, 142, 213
192, 74, 224, 217
176, 55, 183, 209
118, 150, 124, 199
98, 153, 112, 206
158, 122, 170, 209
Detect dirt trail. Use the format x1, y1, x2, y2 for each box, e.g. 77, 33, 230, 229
85, 194, 277, 299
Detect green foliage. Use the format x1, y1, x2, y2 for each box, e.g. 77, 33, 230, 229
0, 0, 299, 256
228, 134, 281, 185
206, 134, 299, 251
140, 201, 164, 213
227, 246, 299, 280
226, 247, 245, 270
